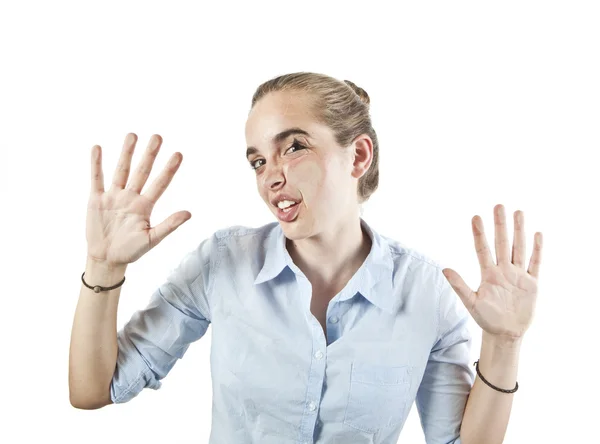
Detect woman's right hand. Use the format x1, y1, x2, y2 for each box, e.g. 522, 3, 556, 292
86, 133, 191, 267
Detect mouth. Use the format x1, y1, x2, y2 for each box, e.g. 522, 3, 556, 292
275, 200, 301, 222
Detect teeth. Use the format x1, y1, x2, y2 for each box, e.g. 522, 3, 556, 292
277, 200, 297, 209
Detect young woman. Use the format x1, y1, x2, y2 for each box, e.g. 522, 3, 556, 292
69, 72, 543, 444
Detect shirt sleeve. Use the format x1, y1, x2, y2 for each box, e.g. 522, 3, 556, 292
415, 268, 475, 444
110, 232, 219, 404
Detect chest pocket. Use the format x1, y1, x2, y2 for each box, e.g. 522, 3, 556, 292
343, 362, 412, 433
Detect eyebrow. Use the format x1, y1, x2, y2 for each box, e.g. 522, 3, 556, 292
246, 127, 311, 159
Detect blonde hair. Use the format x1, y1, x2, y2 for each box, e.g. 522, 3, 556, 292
250, 72, 379, 204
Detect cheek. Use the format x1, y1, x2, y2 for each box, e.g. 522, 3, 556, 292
298, 162, 323, 185
287, 158, 324, 191
286, 158, 344, 212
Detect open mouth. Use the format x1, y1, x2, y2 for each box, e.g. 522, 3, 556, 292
278, 201, 299, 212
276, 200, 301, 222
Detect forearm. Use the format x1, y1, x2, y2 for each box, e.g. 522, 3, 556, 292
69, 258, 127, 408
460, 331, 522, 444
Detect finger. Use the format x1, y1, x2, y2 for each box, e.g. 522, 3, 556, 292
494, 204, 510, 264
90, 145, 104, 194
111, 133, 138, 190
143, 152, 182, 204
527, 232, 543, 279
128, 134, 162, 194
148, 211, 192, 250
473, 215, 495, 271
511, 210, 526, 268
442, 268, 477, 312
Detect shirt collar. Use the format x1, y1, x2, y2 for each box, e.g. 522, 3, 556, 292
254, 217, 395, 314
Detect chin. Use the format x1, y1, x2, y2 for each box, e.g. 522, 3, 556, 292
278, 215, 319, 242
280, 225, 306, 239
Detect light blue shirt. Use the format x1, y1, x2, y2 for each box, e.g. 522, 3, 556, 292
110, 217, 475, 443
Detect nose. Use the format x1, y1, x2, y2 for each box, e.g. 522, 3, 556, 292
262, 162, 285, 190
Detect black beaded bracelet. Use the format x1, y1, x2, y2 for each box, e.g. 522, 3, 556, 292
473, 360, 519, 393
81, 271, 126, 293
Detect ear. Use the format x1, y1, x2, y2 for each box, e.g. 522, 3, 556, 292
350, 134, 373, 179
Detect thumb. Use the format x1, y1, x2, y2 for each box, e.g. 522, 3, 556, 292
442, 268, 476, 312
149, 211, 192, 249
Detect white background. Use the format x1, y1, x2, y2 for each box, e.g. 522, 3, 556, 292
1, 1, 598, 442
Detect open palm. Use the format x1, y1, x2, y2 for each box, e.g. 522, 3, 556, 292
442, 204, 543, 340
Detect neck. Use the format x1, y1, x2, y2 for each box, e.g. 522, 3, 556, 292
286, 212, 372, 290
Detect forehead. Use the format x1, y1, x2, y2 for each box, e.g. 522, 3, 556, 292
245, 91, 319, 144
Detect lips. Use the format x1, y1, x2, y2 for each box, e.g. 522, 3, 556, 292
270, 194, 302, 208
276, 201, 301, 222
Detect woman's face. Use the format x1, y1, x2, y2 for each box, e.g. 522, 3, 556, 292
245, 90, 359, 240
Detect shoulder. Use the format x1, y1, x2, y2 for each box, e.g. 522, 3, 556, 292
178, 222, 276, 265
208, 221, 279, 261
172, 222, 277, 284
378, 232, 446, 294
377, 233, 456, 335
212, 221, 278, 251
213, 221, 278, 242
381, 234, 443, 272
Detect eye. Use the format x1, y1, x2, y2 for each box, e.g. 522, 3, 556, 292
249, 158, 264, 170
249, 140, 306, 171
285, 139, 307, 155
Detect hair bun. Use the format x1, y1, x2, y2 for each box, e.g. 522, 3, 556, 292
343, 80, 370, 105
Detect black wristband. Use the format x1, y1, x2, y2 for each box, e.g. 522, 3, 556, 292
81, 271, 126, 293
473, 359, 519, 393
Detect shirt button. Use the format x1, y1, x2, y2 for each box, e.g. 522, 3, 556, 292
308, 401, 317, 411
314, 350, 324, 360
330, 316, 339, 324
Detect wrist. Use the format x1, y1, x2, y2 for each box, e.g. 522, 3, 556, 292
482, 330, 523, 352
84, 257, 127, 287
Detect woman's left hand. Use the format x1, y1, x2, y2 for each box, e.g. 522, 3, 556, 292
442, 204, 543, 341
